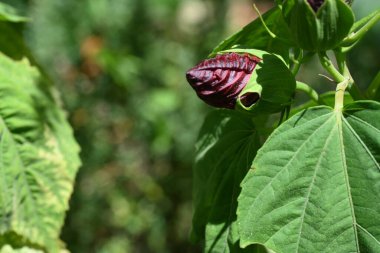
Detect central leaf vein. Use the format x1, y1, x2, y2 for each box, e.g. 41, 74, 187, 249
295, 121, 337, 253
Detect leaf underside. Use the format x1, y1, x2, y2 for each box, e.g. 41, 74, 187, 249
238, 101, 380, 253
192, 109, 264, 252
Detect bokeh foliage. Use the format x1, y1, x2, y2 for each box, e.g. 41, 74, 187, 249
20, 0, 227, 252
1, 0, 378, 252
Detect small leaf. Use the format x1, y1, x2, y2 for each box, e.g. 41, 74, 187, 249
192, 109, 261, 252
238, 101, 380, 253
211, 7, 292, 60
0, 3, 28, 23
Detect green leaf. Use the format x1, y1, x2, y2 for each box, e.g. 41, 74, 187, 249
0, 53, 81, 252
0, 245, 43, 253
0, 22, 34, 62
210, 7, 292, 60
0, 3, 28, 23
192, 109, 261, 252
366, 71, 380, 101
238, 101, 380, 253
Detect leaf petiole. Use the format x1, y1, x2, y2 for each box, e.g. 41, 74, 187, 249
318, 52, 345, 83
291, 49, 303, 75
334, 79, 349, 113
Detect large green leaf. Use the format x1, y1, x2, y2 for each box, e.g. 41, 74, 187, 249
192, 109, 263, 252
0, 53, 81, 252
237, 101, 380, 253
0, 245, 43, 253
211, 7, 293, 60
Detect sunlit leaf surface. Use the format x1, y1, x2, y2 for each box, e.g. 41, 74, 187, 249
238, 102, 380, 253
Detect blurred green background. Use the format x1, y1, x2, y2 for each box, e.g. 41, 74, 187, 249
3, 0, 379, 252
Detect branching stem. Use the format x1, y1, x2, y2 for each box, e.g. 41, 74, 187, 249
318, 52, 345, 82
318, 52, 363, 100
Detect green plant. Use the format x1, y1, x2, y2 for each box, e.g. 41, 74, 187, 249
187, 1, 380, 252
0, 3, 80, 253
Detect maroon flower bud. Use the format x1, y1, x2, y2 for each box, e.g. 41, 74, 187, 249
186, 53, 261, 109
307, 0, 353, 12
307, 0, 324, 12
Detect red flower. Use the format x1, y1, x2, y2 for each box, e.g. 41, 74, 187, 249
186, 53, 261, 109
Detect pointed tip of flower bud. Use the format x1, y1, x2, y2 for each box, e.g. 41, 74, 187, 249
307, 0, 325, 12
185, 53, 261, 109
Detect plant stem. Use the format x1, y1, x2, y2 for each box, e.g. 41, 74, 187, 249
291, 49, 303, 75
333, 51, 346, 74
296, 81, 319, 103
253, 4, 277, 39
318, 52, 345, 82
335, 51, 366, 100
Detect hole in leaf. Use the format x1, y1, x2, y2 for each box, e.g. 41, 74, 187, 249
240, 92, 260, 107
